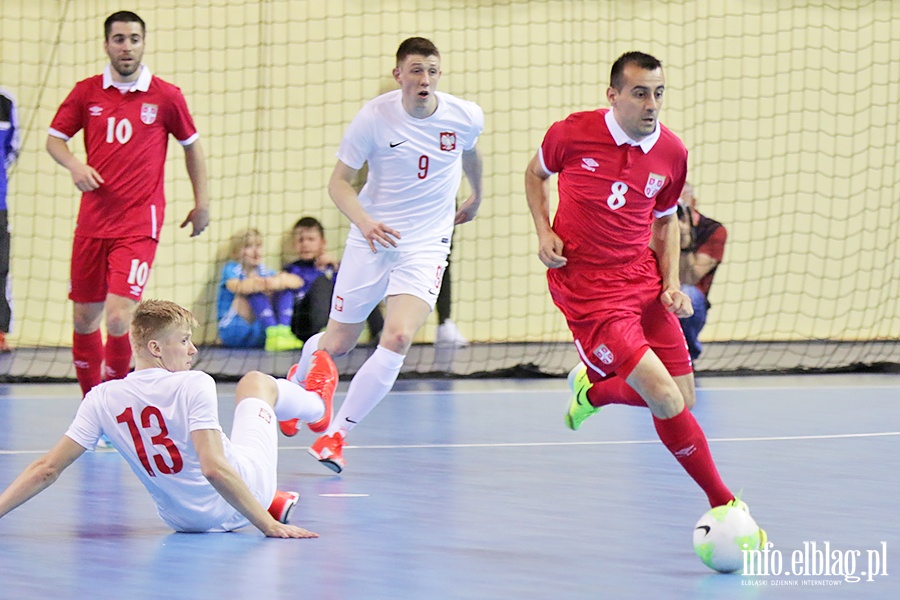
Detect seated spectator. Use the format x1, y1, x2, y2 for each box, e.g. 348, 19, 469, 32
217, 228, 304, 352
678, 183, 727, 360
284, 217, 383, 343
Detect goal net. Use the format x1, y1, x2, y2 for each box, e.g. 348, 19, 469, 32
2, 0, 898, 381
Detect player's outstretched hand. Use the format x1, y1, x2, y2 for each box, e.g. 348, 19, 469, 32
181, 207, 210, 237
264, 522, 319, 539
358, 217, 401, 253
537, 230, 567, 269
661, 287, 694, 318
454, 194, 481, 225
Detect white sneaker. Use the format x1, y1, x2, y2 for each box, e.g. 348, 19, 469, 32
435, 319, 469, 347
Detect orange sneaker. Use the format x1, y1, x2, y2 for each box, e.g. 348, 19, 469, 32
278, 364, 302, 437
267, 490, 300, 524
304, 350, 338, 434
279, 418, 300, 437
308, 432, 345, 473
0, 332, 10, 353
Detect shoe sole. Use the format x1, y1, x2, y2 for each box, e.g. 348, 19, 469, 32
307, 447, 344, 474
281, 494, 300, 524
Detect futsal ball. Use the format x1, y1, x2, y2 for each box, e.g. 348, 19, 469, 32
692, 505, 762, 573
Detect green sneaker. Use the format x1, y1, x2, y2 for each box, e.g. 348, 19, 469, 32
565, 363, 600, 430
265, 325, 304, 352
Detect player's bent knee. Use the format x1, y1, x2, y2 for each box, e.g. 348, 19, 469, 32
324, 337, 357, 357
643, 386, 685, 419
683, 393, 696, 411
378, 329, 414, 354
235, 370, 277, 406
73, 303, 105, 334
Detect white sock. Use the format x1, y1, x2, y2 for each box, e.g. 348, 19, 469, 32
290, 332, 323, 385
273, 377, 325, 423
326, 345, 404, 435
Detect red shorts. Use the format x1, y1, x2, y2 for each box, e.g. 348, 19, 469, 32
547, 249, 692, 380
69, 236, 159, 303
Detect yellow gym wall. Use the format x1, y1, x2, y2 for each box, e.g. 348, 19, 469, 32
2, 1, 898, 347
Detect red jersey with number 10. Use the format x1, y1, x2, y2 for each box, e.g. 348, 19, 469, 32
539, 108, 687, 270
49, 67, 198, 239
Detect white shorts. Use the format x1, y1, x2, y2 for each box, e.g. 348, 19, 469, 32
220, 398, 278, 530
330, 244, 449, 323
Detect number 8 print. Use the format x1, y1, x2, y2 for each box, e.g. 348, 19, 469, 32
607, 181, 628, 210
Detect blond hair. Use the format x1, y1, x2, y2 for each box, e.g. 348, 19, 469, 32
131, 299, 197, 349
229, 228, 263, 260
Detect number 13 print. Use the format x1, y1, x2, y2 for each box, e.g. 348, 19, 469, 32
116, 406, 184, 477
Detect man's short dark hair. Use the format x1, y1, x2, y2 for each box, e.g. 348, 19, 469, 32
293, 216, 325, 237
396, 37, 440, 65
610, 51, 662, 90
105, 11, 145, 40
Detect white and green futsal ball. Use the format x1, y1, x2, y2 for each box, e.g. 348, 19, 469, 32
693, 504, 762, 573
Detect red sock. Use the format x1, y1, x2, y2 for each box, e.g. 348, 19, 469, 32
653, 407, 734, 507
104, 333, 133, 381
586, 377, 647, 407
73, 330, 103, 397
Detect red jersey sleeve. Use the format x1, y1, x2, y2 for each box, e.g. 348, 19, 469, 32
539, 119, 569, 174
652, 143, 687, 216
50, 80, 91, 139
163, 85, 198, 144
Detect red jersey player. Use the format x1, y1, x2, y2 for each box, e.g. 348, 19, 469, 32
47, 11, 209, 399
525, 51, 765, 536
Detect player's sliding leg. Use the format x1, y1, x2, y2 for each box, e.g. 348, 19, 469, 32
272, 351, 338, 431
281, 322, 362, 436
233, 370, 323, 525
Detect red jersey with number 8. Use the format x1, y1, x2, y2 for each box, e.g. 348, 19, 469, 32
49, 68, 198, 239
539, 108, 687, 270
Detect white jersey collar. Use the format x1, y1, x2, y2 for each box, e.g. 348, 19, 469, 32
102, 64, 152, 92
605, 108, 660, 153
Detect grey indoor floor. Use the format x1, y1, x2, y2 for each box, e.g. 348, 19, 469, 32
1, 373, 899, 599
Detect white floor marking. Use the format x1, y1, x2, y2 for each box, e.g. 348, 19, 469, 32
318, 493, 370, 497
3, 431, 898, 456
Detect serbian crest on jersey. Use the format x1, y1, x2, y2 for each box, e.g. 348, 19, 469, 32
440, 131, 456, 151
140, 103, 158, 125
645, 173, 665, 198
593, 343, 614, 365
